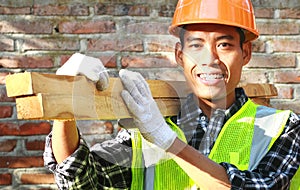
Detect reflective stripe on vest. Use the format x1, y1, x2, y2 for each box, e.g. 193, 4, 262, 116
209, 100, 290, 170
208, 100, 300, 189
130, 129, 144, 190
131, 99, 299, 189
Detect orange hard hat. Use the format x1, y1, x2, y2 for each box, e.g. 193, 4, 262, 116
169, 0, 259, 42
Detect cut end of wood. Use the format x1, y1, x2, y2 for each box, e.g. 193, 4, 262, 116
16, 94, 44, 119
6, 72, 33, 97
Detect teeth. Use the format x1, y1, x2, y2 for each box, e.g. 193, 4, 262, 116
199, 74, 224, 80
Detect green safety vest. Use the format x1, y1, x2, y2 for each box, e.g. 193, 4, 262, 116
130, 99, 300, 189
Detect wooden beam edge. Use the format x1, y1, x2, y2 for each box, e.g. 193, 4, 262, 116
15, 93, 185, 120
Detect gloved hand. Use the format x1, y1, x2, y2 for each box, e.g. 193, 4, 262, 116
56, 53, 109, 91
119, 69, 177, 150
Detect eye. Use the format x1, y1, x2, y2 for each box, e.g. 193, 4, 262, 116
188, 43, 203, 50
217, 43, 232, 49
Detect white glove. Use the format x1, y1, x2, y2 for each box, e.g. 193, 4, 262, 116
119, 69, 177, 150
56, 53, 109, 91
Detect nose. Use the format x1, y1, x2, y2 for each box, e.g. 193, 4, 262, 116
197, 45, 219, 67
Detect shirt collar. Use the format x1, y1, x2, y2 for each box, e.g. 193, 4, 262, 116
177, 88, 248, 125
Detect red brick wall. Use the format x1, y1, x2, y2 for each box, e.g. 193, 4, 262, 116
0, 0, 299, 189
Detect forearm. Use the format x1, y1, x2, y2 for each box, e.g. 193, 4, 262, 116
167, 138, 231, 189
52, 120, 79, 164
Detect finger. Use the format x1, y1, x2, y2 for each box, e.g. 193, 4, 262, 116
135, 73, 152, 98
119, 69, 151, 101
121, 90, 141, 116
119, 70, 146, 104
119, 70, 136, 92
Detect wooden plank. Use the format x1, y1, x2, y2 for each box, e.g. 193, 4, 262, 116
15, 93, 183, 120
6, 72, 189, 98
239, 83, 277, 98
6, 72, 277, 99
6, 72, 278, 120
6, 72, 187, 120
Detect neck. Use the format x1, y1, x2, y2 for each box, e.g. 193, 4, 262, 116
198, 94, 235, 119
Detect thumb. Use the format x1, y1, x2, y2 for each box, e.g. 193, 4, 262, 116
96, 71, 109, 91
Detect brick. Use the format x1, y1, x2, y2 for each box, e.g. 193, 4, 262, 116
99, 55, 117, 68
0, 38, 14, 51
159, 4, 176, 17
59, 54, 117, 68
0, 86, 14, 102
25, 140, 45, 151
252, 39, 266, 53
272, 100, 300, 114
0, 6, 31, 14
95, 3, 149, 16
240, 70, 269, 84
0, 20, 53, 34
251, 40, 266, 53
95, 3, 129, 16
34, 4, 89, 16
0, 56, 54, 68
275, 86, 294, 99
128, 5, 150, 16
121, 55, 177, 68
59, 20, 116, 34
21, 173, 55, 184
23, 38, 79, 51
0, 0, 32, 7
253, 0, 300, 8
145, 37, 177, 52
125, 22, 169, 35
87, 38, 143, 52
274, 70, 300, 83
0, 173, 12, 185
0, 122, 51, 136
0, 140, 17, 152
278, 8, 300, 19
271, 38, 300, 52
247, 54, 296, 68
254, 8, 274, 18
0, 156, 44, 168
0, 73, 8, 84
0, 106, 13, 118
257, 21, 299, 35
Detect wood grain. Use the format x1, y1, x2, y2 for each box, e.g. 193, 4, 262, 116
5, 72, 277, 120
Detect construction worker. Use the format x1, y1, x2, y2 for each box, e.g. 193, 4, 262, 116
44, 0, 300, 189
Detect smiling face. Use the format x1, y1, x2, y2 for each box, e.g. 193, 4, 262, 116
175, 24, 252, 109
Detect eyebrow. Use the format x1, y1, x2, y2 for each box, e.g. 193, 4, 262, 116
216, 35, 235, 41
186, 34, 235, 43
186, 37, 204, 43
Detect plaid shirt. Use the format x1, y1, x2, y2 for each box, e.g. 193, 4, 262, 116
44, 88, 300, 189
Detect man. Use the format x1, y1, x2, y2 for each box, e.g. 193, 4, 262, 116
44, 0, 300, 189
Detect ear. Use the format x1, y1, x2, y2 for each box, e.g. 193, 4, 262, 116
242, 42, 252, 66
175, 42, 184, 67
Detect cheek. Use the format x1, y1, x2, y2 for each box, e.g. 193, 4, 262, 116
220, 53, 244, 71
181, 56, 195, 71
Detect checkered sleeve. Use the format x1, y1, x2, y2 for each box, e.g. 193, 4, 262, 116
44, 129, 133, 190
